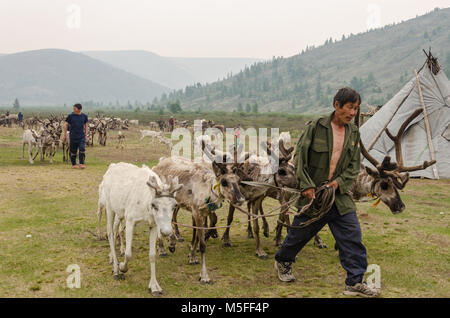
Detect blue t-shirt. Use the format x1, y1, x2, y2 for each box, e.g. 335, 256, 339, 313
66, 112, 88, 140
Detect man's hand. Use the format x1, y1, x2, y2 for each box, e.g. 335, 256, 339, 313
327, 180, 339, 191
302, 188, 315, 200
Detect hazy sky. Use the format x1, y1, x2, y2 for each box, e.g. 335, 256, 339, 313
0, 0, 448, 58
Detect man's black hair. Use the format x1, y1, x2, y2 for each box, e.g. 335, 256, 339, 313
333, 87, 361, 108
74, 103, 82, 110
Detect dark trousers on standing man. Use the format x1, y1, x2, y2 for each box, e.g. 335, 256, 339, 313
275, 204, 368, 286
70, 138, 85, 166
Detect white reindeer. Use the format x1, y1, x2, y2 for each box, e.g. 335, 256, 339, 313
98, 162, 182, 296
22, 129, 41, 164
140, 129, 162, 143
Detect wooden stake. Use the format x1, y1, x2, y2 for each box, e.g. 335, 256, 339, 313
415, 69, 439, 179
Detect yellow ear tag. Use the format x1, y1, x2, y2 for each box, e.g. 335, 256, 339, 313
213, 182, 221, 196
367, 193, 374, 198
373, 198, 381, 207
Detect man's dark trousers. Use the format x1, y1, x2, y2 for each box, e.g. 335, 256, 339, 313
70, 138, 85, 166
275, 204, 367, 286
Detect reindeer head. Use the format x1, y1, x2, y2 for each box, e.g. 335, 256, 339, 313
203, 141, 246, 206
147, 174, 183, 236
260, 139, 298, 189
360, 108, 436, 214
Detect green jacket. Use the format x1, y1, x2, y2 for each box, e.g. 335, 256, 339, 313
294, 112, 361, 215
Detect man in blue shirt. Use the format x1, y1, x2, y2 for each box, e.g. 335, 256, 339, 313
63, 104, 89, 169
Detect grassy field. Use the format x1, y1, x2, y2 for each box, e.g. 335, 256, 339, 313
0, 124, 449, 298
0, 107, 314, 139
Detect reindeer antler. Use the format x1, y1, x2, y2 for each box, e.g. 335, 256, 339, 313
385, 108, 436, 172
359, 139, 380, 168
279, 139, 294, 161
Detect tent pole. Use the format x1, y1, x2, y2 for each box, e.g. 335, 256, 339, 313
367, 82, 416, 151
415, 69, 439, 179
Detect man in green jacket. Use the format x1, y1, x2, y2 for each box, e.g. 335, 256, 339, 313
274, 87, 379, 297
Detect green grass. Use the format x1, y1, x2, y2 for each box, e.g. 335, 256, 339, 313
0, 125, 449, 298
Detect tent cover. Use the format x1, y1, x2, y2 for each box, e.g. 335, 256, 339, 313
360, 54, 450, 179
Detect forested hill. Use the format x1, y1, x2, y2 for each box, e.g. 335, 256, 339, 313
162, 7, 450, 114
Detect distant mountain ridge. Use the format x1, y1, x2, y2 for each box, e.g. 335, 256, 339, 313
0, 49, 170, 105
163, 7, 450, 113
82, 50, 262, 89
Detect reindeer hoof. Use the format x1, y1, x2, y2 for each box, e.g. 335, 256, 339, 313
256, 252, 269, 259
176, 237, 184, 242
159, 252, 168, 257
334, 243, 339, 251
119, 263, 128, 273
169, 246, 176, 253
150, 289, 166, 297
199, 278, 213, 285
113, 273, 125, 280
210, 230, 218, 239
247, 232, 254, 239
263, 230, 269, 238
222, 240, 232, 248
189, 258, 199, 265
317, 243, 327, 249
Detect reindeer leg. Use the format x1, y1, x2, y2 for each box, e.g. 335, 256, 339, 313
253, 198, 268, 259
157, 236, 168, 257
221, 205, 235, 247
96, 203, 106, 240
118, 219, 135, 274
275, 196, 290, 246
205, 212, 218, 241
275, 212, 289, 247
29, 145, 35, 164
314, 234, 328, 249
173, 206, 184, 242
196, 214, 212, 285
210, 212, 218, 238
189, 216, 199, 265
108, 215, 124, 279
247, 215, 254, 238
148, 226, 164, 296
259, 201, 269, 238
246, 201, 254, 239
168, 233, 177, 253
118, 221, 125, 256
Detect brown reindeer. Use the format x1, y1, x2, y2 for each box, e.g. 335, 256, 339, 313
218, 140, 300, 258
351, 108, 436, 213
97, 120, 108, 146
152, 151, 246, 284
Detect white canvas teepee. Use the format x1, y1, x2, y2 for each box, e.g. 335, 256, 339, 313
360, 52, 450, 179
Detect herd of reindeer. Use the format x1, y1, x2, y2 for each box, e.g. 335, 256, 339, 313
8, 111, 212, 165
10, 113, 136, 164
90, 108, 435, 295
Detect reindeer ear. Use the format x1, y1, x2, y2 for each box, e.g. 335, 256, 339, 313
170, 176, 183, 194
146, 174, 161, 193
395, 172, 410, 189
212, 161, 227, 177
